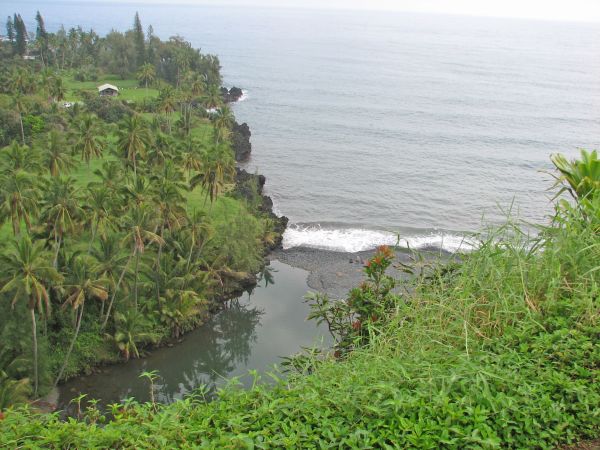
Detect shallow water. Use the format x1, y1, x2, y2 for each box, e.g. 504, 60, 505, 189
57, 261, 327, 407
6, 3, 600, 251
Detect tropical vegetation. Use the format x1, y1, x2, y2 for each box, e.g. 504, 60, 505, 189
2, 153, 599, 448
0, 11, 598, 450
0, 12, 280, 404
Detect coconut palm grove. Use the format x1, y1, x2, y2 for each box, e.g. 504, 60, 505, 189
0, 11, 599, 449
0, 11, 282, 402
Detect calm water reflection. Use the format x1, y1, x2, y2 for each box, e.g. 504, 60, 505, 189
58, 260, 327, 408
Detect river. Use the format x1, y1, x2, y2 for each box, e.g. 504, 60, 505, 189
56, 261, 328, 408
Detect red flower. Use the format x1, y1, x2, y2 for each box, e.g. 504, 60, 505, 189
352, 320, 362, 331
0, 411, 5, 421
377, 245, 394, 259
371, 255, 383, 266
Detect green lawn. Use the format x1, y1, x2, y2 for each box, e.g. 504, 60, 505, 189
63, 74, 159, 103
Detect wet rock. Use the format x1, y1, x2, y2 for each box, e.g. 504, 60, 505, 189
233, 168, 288, 250
229, 86, 243, 101
231, 121, 252, 162
221, 86, 244, 103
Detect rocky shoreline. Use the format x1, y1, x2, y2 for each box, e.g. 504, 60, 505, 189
231, 121, 252, 161
272, 246, 453, 298
234, 168, 288, 248
221, 86, 244, 103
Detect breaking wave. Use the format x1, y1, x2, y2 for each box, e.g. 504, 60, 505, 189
282, 224, 475, 253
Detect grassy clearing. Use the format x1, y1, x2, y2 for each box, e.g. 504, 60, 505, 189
63, 74, 159, 103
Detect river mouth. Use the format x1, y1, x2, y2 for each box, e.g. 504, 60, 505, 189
57, 260, 328, 410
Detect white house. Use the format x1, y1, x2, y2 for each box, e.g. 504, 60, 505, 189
98, 84, 119, 97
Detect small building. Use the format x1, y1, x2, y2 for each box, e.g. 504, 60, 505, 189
98, 84, 119, 97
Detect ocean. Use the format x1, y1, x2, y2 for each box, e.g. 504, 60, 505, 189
6, 1, 600, 252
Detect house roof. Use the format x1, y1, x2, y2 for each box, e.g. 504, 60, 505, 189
97, 84, 119, 92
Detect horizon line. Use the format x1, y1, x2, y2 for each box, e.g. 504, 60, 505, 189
8, 0, 600, 25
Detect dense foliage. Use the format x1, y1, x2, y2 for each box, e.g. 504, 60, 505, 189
0, 13, 278, 403
1, 148, 598, 447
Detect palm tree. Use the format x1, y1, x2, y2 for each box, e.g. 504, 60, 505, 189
211, 105, 234, 143
204, 55, 223, 87
11, 93, 26, 145
184, 209, 213, 271
0, 170, 40, 236
91, 160, 125, 197
157, 88, 177, 134
92, 234, 128, 322
177, 103, 194, 137
116, 114, 152, 177
1, 141, 42, 173
113, 310, 158, 361
100, 234, 134, 331
173, 49, 191, 88
146, 131, 175, 167
119, 206, 164, 310
39, 177, 84, 267
54, 255, 108, 386
212, 105, 234, 129
187, 72, 207, 97
43, 130, 75, 177
136, 62, 156, 96
71, 114, 105, 164
151, 162, 188, 267
39, 68, 55, 98
122, 175, 153, 209
10, 68, 34, 95
202, 84, 222, 111
152, 163, 187, 232
0, 236, 63, 396
48, 77, 66, 103
157, 261, 207, 339
84, 186, 117, 253
180, 137, 204, 180
190, 142, 236, 206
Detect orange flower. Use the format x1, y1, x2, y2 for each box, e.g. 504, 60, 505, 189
0, 411, 5, 421
377, 245, 394, 259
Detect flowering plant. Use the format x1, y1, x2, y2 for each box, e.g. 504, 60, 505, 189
306, 245, 400, 356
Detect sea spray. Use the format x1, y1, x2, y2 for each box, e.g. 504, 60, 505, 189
283, 224, 475, 253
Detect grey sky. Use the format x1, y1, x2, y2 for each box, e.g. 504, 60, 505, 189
107, 0, 600, 22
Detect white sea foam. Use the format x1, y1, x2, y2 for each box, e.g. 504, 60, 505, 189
282, 224, 476, 253
237, 89, 249, 102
